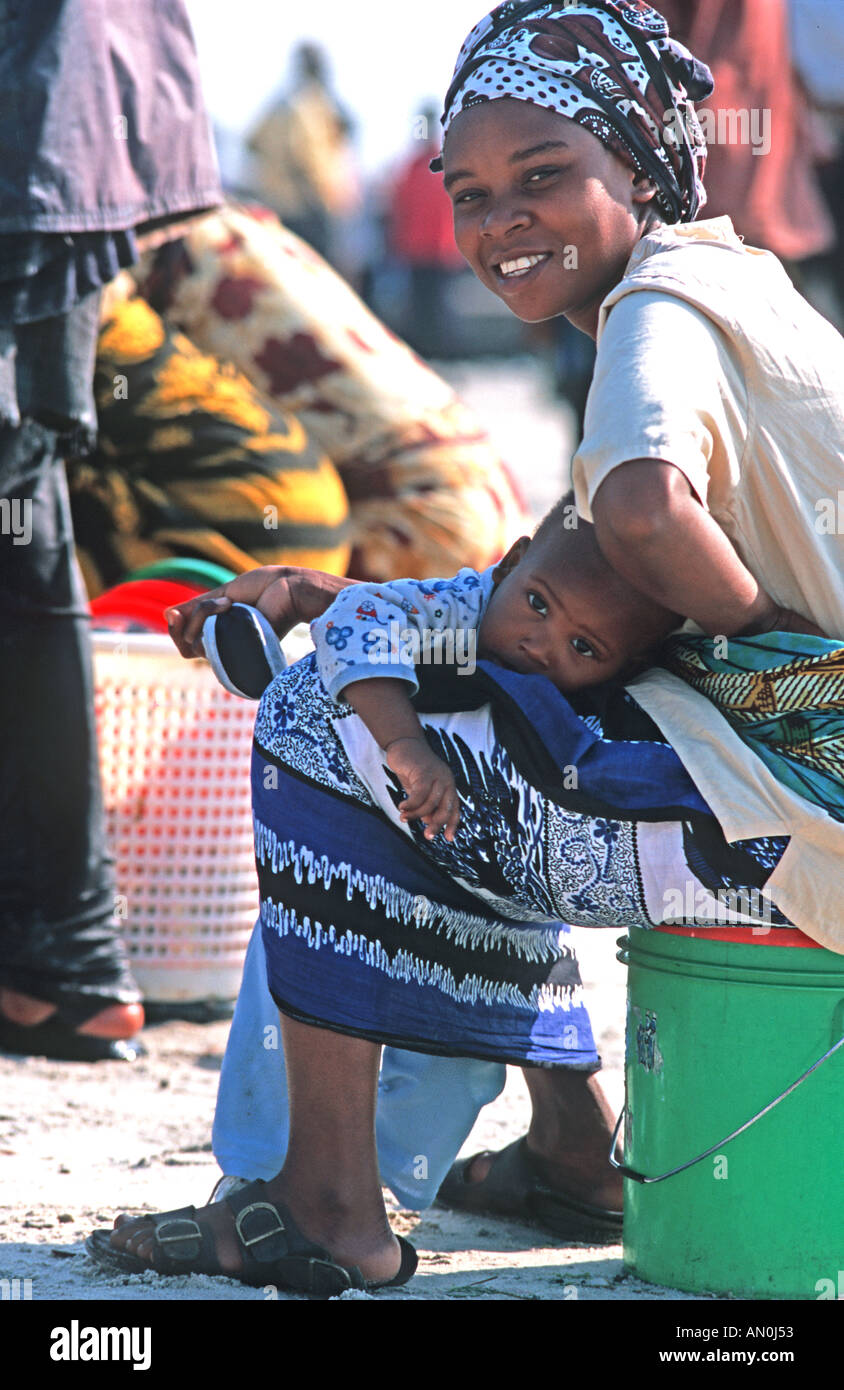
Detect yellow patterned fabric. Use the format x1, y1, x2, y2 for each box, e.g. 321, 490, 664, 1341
69, 298, 351, 597
132, 203, 530, 581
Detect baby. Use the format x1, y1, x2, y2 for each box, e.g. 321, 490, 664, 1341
311, 494, 681, 843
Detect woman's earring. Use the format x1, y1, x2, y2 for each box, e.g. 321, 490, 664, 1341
633, 175, 659, 212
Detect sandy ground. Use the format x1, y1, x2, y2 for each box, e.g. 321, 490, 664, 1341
1, 933, 718, 1302
1, 361, 727, 1304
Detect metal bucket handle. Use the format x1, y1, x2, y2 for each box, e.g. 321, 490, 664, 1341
609, 1032, 844, 1185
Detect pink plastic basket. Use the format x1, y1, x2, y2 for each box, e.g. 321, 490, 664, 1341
92, 629, 309, 1004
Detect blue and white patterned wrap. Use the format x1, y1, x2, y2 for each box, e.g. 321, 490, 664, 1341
250, 652, 790, 1066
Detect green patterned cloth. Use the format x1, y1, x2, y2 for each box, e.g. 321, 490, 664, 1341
662, 633, 844, 823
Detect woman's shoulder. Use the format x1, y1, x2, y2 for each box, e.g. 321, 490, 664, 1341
600, 216, 844, 369
625, 216, 765, 276
604, 217, 784, 319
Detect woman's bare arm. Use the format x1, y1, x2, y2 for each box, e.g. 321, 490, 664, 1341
591, 461, 829, 638
165, 566, 359, 658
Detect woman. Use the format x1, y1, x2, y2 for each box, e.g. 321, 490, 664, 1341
90, 0, 843, 1294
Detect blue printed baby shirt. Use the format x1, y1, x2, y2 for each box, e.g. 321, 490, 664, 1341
310, 566, 496, 700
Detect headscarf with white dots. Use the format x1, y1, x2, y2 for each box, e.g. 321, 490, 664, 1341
433, 1, 714, 223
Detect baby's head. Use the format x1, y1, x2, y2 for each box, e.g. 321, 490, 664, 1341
477, 495, 681, 691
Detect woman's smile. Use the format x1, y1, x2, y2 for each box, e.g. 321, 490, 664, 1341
492, 250, 553, 293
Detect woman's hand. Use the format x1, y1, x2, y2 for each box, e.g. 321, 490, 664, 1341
164, 566, 358, 659
386, 737, 462, 843
741, 601, 830, 640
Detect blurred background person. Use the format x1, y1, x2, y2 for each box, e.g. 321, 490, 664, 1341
788, 0, 844, 329
658, 0, 837, 279
386, 104, 467, 359
81, 202, 528, 588
245, 41, 361, 267
0, 0, 221, 1060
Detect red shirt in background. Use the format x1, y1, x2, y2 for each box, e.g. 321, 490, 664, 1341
388, 145, 466, 269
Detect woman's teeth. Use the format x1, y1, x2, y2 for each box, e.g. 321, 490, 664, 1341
498, 253, 550, 278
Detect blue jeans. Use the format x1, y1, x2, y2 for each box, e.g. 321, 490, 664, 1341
212, 921, 507, 1209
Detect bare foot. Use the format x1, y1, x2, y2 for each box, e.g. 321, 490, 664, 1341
77, 1003, 145, 1039
0, 989, 54, 1026
0, 989, 144, 1039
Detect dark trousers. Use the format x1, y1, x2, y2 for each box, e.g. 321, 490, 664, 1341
0, 415, 138, 1016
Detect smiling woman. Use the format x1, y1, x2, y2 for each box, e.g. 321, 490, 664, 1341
89, 0, 844, 1297
436, 0, 710, 331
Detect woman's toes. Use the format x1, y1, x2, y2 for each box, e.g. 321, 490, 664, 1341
128, 1231, 155, 1260
109, 1215, 153, 1254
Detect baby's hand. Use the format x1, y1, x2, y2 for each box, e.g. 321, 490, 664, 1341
385, 736, 461, 842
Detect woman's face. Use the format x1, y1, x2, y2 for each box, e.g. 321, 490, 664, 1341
443, 99, 657, 336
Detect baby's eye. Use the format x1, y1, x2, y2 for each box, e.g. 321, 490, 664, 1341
571, 636, 597, 658
527, 590, 548, 615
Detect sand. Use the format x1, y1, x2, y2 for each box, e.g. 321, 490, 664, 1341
0, 932, 726, 1303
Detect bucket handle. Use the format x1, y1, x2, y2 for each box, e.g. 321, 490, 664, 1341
609, 1032, 844, 1185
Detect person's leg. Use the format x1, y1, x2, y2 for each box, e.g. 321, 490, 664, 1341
212, 922, 617, 1213
526, 1068, 622, 1207
376, 1049, 506, 1208
269, 1012, 402, 1280
461, 1067, 623, 1210
407, 264, 441, 358
212, 919, 507, 1207
211, 920, 290, 1183
113, 1011, 404, 1283
0, 412, 141, 1045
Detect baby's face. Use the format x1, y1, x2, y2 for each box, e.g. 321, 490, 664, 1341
477, 531, 672, 691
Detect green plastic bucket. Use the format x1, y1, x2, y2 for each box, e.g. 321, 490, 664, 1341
617, 926, 844, 1299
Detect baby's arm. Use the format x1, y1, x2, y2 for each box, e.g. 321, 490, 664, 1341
344, 678, 460, 841
592, 461, 828, 637
310, 573, 488, 841
309, 569, 490, 699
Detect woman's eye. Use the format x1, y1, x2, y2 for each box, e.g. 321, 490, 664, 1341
525, 167, 559, 185
571, 636, 596, 658
527, 591, 547, 615
454, 189, 482, 205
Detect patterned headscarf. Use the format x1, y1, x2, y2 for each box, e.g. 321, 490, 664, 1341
432, 1, 714, 222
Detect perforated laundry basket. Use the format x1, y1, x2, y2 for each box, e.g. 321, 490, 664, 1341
92, 629, 310, 1005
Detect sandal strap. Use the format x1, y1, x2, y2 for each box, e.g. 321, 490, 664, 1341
99, 1188, 414, 1296
225, 1180, 366, 1295
269, 1255, 362, 1299
232, 1198, 290, 1263
150, 1206, 218, 1273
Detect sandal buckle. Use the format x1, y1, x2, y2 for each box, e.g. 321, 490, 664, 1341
155, 1218, 203, 1257
235, 1201, 286, 1249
